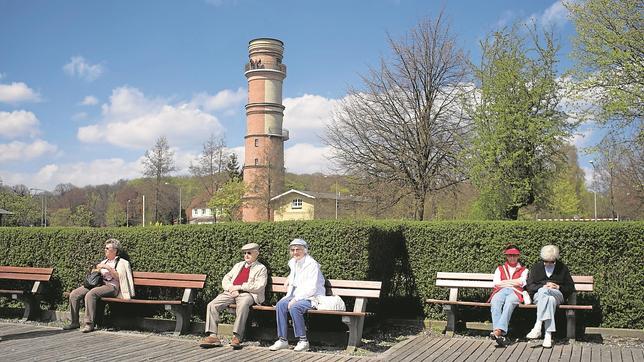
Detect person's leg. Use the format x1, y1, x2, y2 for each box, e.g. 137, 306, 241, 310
67, 286, 89, 327
490, 289, 511, 335
288, 299, 313, 339
270, 296, 293, 351
527, 287, 549, 338
83, 284, 117, 328
232, 293, 255, 341
205, 292, 235, 336
541, 289, 564, 333
498, 291, 520, 335
275, 296, 293, 340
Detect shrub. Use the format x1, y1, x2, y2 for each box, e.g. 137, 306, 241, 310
0, 221, 640, 329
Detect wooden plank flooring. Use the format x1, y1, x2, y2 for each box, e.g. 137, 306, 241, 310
0, 322, 641, 361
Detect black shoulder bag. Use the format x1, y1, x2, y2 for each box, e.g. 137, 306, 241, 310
83, 257, 119, 289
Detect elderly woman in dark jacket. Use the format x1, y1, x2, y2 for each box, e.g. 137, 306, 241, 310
525, 244, 575, 348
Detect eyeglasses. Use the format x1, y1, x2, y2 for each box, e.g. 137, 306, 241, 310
243, 251, 254, 255
544, 261, 555, 264
290, 248, 303, 252
105, 247, 113, 251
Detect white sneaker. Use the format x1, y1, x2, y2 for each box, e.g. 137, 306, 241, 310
294, 340, 309, 352
522, 291, 532, 305
269, 339, 289, 351
542, 332, 552, 348
526, 327, 541, 339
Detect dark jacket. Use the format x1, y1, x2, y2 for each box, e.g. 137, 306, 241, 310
525, 260, 575, 300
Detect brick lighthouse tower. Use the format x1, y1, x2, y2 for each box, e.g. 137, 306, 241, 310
242, 38, 288, 222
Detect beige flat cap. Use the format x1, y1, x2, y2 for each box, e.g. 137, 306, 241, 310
241, 242, 260, 251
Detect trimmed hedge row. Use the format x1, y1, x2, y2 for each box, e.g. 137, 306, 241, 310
0, 221, 641, 329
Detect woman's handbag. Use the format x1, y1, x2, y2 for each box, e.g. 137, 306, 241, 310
83, 257, 119, 289
83, 270, 104, 289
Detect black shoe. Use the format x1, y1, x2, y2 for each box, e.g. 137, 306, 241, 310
489, 332, 497, 341
496, 335, 511, 347
63, 323, 80, 330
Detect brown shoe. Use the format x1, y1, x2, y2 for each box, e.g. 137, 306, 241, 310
81, 324, 94, 333
230, 336, 242, 350
199, 335, 222, 348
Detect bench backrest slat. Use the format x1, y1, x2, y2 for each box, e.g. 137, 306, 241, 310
268, 276, 381, 299
435, 273, 594, 292
132, 272, 206, 289
0, 266, 53, 282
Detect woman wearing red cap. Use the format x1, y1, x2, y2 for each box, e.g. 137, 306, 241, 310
488, 245, 530, 347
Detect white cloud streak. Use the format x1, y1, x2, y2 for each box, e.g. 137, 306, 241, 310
80, 95, 99, 106
0, 82, 41, 104
63, 56, 105, 81
0, 139, 58, 162
0, 110, 41, 139
77, 86, 226, 149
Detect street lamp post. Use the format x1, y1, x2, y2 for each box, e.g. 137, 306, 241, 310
335, 179, 339, 220
126, 199, 131, 227
589, 160, 597, 221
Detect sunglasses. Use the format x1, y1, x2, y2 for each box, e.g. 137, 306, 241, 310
243, 251, 254, 255
290, 248, 303, 252
544, 261, 555, 264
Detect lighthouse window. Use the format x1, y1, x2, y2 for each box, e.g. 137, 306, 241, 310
254, 158, 259, 165
292, 198, 303, 209
254, 138, 259, 147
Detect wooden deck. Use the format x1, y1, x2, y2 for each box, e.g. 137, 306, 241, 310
0, 322, 641, 361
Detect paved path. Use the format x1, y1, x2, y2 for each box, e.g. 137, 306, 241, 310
1, 322, 642, 361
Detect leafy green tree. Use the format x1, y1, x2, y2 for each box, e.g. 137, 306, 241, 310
550, 171, 581, 217
70, 205, 93, 226
225, 153, 242, 181
105, 198, 126, 226
142, 136, 176, 223
0, 187, 40, 226
566, 0, 643, 146
208, 180, 246, 221
468, 26, 572, 219
49, 208, 72, 226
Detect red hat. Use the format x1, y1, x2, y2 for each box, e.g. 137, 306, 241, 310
504, 247, 521, 255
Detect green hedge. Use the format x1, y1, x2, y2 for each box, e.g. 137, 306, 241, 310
0, 221, 641, 329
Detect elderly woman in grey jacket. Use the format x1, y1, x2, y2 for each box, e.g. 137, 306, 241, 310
63, 238, 135, 333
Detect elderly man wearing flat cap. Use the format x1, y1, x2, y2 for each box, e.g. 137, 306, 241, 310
269, 238, 326, 353
199, 242, 267, 350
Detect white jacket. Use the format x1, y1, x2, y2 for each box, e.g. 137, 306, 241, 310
286, 254, 326, 307
103, 257, 135, 299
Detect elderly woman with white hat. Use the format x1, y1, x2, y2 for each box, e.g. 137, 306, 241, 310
269, 238, 326, 353
525, 244, 575, 348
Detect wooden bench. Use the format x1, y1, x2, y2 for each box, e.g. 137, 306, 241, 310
426, 272, 594, 340
230, 276, 382, 352
0, 266, 54, 321
99, 271, 207, 335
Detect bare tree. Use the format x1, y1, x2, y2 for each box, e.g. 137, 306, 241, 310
189, 134, 227, 198
325, 14, 470, 220
142, 136, 176, 223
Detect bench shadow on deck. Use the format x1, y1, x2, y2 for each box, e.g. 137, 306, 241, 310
0, 322, 642, 361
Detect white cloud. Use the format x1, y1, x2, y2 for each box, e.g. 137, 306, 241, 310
63, 56, 105, 81
191, 88, 246, 112
0, 82, 41, 104
78, 86, 225, 149
0, 139, 58, 162
2, 157, 144, 189
570, 128, 594, 148
80, 95, 99, 106
284, 143, 333, 174
527, 1, 569, 27
283, 94, 339, 144
0, 110, 41, 139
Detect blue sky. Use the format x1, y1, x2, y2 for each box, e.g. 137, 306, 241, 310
0, 0, 598, 190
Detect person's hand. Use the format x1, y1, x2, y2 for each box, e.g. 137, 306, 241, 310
230, 291, 239, 297
228, 285, 241, 293
96, 263, 106, 269
288, 299, 296, 309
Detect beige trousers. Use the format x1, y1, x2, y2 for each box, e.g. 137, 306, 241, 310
205, 291, 255, 340
69, 284, 117, 326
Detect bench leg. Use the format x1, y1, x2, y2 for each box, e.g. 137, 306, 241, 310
168, 304, 192, 336
17, 294, 41, 321
342, 315, 365, 352
94, 300, 106, 327
443, 305, 459, 336
566, 310, 576, 340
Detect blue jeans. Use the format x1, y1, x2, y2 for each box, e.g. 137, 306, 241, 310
533, 287, 564, 332
276, 296, 313, 339
490, 288, 520, 335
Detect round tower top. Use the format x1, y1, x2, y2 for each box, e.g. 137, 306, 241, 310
248, 38, 284, 57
